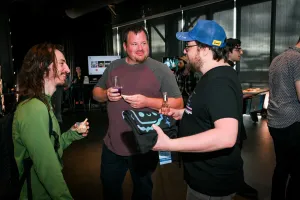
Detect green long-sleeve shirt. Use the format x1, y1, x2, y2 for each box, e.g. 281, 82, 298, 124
12, 96, 84, 200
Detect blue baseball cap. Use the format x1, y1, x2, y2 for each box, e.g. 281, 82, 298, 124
176, 20, 227, 48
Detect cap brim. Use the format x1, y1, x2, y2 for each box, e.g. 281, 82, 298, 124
176, 32, 194, 41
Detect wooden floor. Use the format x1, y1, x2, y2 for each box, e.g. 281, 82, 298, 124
61, 109, 274, 200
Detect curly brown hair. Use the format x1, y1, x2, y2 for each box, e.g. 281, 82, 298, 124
18, 43, 64, 110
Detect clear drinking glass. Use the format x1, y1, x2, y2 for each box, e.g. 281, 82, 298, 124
161, 92, 170, 113
112, 76, 122, 94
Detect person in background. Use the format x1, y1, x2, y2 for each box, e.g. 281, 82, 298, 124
13, 43, 89, 199
267, 37, 300, 200
72, 66, 84, 105
175, 55, 201, 106
152, 20, 244, 200
93, 24, 183, 200
62, 74, 73, 110
226, 38, 243, 69
226, 38, 258, 200
227, 38, 247, 146
227, 38, 266, 122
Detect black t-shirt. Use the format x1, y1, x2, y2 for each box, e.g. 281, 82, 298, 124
179, 66, 244, 196
228, 60, 235, 67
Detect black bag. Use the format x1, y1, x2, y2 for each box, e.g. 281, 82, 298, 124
122, 110, 177, 154
0, 99, 54, 200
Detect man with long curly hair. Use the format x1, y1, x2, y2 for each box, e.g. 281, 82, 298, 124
13, 43, 89, 199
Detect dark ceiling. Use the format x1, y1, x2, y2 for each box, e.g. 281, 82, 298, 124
4, 0, 220, 20
2, 0, 237, 27
5, 0, 125, 19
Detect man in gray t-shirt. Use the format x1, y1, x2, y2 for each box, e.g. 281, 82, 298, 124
267, 37, 300, 200
93, 24, 183, 200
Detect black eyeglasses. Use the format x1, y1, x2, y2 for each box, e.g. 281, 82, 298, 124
233, 47, 242, 52
184, 44, 198, 52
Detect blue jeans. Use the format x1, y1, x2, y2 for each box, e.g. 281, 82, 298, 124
100, 144, 158, 200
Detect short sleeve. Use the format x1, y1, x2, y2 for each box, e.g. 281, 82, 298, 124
160, 70, 182, 98
206, 80, 239, 123
150, 60, 181, 98
95, 65, 110, 89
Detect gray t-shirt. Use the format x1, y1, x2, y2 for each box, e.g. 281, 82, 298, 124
268, 47, 300, 128
95, 57, 181, 155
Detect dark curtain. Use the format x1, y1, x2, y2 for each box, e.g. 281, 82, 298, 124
105, 24, 114, 56
62, 38, 75, 78
68, 8, 113, 76
0, 3, 13, 93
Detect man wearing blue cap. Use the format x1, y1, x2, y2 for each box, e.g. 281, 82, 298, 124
152, 20, 244, 200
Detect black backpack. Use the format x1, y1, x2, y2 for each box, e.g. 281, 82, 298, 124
0, 99, 55, 200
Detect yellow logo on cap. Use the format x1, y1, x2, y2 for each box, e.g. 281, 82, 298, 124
212, 40, 222, 46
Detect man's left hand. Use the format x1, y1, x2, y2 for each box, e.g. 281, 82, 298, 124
123, 94, 148, 109
152, 124, 173, 151
71, 120, 89, 137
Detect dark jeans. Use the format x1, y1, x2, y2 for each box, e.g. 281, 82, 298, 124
100, 144, 158, 200
268, 122, 300, 200
72, 85, 84, 102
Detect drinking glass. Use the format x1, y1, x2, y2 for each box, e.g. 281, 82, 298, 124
112, 76, 122, 94
161, 92, 170, 113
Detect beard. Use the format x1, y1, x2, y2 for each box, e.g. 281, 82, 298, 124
189, 54, 203, 72
135, 55, 148, 63
126, 50, 149, 64
55, 73, 67, 86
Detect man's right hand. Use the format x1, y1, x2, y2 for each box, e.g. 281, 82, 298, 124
107, 87, 122, 102
160, 108, 184, 120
